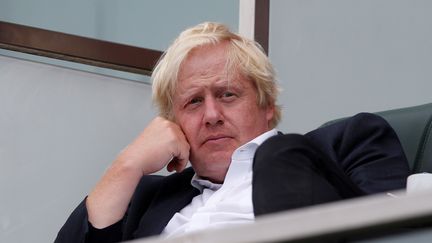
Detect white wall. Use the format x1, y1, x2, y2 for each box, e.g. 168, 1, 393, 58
0, 2, 240, 242
0, 56, 157, 242
270, 0, 432, 133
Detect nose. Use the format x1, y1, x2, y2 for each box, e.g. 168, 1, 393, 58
203, 97, 223, 127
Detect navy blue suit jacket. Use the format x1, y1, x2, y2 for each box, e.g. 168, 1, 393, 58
54, 113, 410, 243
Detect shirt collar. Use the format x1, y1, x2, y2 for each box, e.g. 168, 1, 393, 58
191, 129, 278, 192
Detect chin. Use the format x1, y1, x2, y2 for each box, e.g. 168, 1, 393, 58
193, 150, 232, 165
190, 153, 231, 179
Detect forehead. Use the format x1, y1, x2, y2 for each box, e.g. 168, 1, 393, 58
177, 45, 217, 86
175, 43, 251, 93
178, 43, 229, 82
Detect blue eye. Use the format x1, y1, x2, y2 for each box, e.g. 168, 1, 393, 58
189, 97, 203, 105
220, 91, 237, 101
222, 92, 234, 97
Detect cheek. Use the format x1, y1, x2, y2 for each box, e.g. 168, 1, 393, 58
181, 123, 195, 139
235, 106, 270, 131
236, 106, 256, 123
177, 116, 199, 144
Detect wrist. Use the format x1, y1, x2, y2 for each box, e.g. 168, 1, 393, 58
111, 156, 146, 178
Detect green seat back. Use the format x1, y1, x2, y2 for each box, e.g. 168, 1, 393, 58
376, 103, 432, 172
322, 103, 432, 173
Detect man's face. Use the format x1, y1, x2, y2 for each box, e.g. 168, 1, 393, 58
173, 42, 274, 183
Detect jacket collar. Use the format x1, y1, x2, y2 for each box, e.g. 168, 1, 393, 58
133, 168, 200, 238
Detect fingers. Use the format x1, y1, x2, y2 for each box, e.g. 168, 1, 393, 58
86, 116, 190, 228
167, 156, 189, 173
167, 135, 190, 173
117, 116, 190, 174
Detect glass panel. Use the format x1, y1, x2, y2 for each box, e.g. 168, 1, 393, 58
0, 0, 239, 82
0, 0, 239, 51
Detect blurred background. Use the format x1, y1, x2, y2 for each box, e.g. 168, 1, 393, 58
1, 0, 431, 242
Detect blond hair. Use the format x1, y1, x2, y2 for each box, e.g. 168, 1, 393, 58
152, 22, 281, 128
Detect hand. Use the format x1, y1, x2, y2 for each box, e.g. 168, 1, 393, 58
116, 116, 190, 174
86, 117, 190, 228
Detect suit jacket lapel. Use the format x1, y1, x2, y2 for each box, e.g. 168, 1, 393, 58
133, 170, 200, 238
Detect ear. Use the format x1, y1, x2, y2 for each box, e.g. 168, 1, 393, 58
265, 105, 275, 126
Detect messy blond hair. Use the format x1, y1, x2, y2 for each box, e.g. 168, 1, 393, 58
152, 22, 281, 128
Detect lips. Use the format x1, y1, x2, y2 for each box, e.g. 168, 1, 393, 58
202, 135, 232, 145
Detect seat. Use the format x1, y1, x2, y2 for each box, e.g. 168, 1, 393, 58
324, 103, 432, 173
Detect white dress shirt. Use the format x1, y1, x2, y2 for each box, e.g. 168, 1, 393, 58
163, 129, 278, 238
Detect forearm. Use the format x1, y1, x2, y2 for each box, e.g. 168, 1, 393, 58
83, 117, 190, 229
86, 159, 144, 229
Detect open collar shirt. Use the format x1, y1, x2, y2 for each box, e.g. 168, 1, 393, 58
163, 129, 278, 237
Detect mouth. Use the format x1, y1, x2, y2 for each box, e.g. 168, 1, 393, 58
202, 135, 233, 145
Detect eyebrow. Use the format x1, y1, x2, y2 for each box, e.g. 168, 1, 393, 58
174, 79, 244, 104
215, 79, 244, 90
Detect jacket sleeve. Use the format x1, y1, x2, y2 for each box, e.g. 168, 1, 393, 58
54, 174, 168, 243
54, 198, 123, 243
305, 112, 411, 194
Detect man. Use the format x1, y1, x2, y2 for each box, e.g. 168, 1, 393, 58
55, 22, 410, 243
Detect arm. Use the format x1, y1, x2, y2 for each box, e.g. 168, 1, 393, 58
87, 116, 190, 228
55, 117, 190, 242
306, 113, 411, 194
